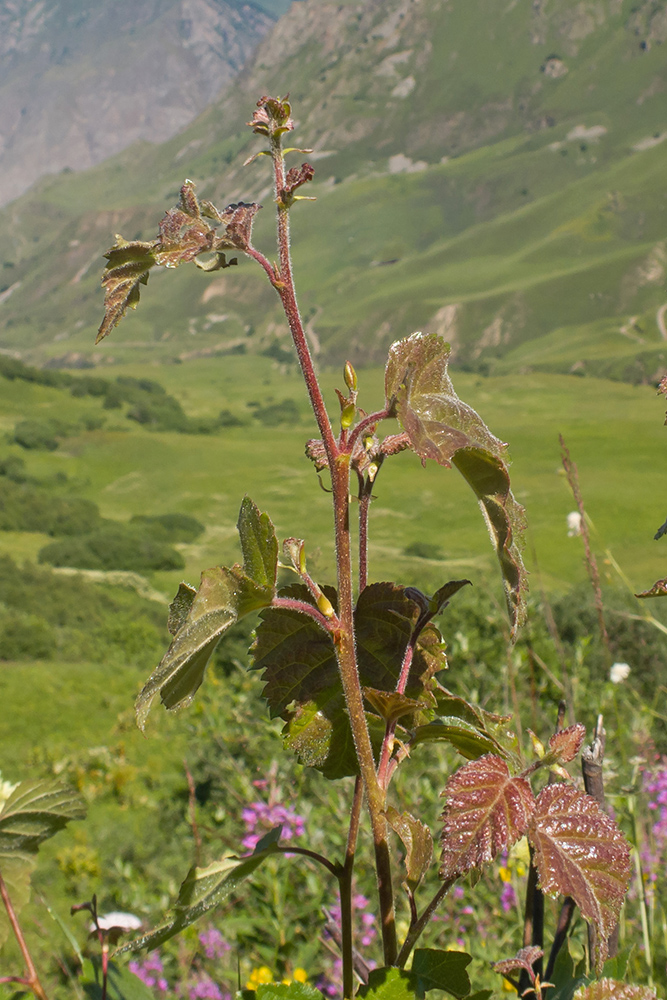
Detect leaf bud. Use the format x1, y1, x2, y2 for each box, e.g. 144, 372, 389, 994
317, 593, 336, 619
340, 402, 356, 430
344, 361, 357, 392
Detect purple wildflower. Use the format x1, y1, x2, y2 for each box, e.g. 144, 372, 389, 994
241, 801, 306, 852
129, 953, 169, 993
199, 927, 230, 961
501, 882, 517, 913
186, 972, 230, 1000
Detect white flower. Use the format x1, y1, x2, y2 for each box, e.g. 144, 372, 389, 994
0, 774, 18, 810
91, 911, 142, 934
567, 511, 582, 537
609, 662, 631, 684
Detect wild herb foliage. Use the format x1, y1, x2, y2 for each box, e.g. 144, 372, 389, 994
0, 96, 657, 1000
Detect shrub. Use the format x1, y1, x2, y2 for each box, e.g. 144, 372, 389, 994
0, 608, 55, 660
130, 512, 205, 543
38, 523, 185, 573
13, 419, 60, 451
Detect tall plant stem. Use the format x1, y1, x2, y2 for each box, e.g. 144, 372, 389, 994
269, 134, 397, 966
340, 777, 363, 997
0, 869, 49, 1000
396, 877, 457, 968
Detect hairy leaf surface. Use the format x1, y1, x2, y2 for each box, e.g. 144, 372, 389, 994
411, 948, 472, 998
411, 717, 507, 760
254, 582, 445, 778
492, 946, 543, 980
440, 754, 535, 879
528, 785, 631, 972
116, 828, 281, 954
136, 499, 277, 728
385, 807, 433, 891
358, 968, 424, 1000
0, 779, 85, 947
574, 981, 657, 1000
547, 723, 587, 764
384, 333, 527, 636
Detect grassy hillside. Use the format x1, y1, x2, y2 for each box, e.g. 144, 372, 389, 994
0, 0, 665, 378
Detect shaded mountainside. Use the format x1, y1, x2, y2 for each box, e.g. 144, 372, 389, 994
0, 0, 666, 381
0, 0, 283, 206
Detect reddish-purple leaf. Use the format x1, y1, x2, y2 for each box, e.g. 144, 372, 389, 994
384, 333, 527, 637
492, 946, 543, 982
574, 980, 657, 1000
439, 754, 535, 879
635, 577, 667, 598
548, 723, 587, 764
528, 785, 631, 972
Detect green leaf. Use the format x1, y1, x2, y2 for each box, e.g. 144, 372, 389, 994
254, 583, 444, 778
411, 716, 507, 760
384, 333, 527, 637
136, 499, 277, 728
0, 779, 84, 947
411, 948, 472, 998
253, 985, 325, 1000
364, 689, 428, 724
238, 496, 279, 593
357, 967, 424, 1000
97, 239, 157, 344
116, 827, 281, 954
81, 958, 156, 1000
385, 808, 433, 891
0, 779, 85, 857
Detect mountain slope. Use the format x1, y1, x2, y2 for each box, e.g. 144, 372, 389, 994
0, 0, 278, 206
0, 0, 666, 380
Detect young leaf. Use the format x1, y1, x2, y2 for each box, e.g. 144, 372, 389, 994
528, 785, 631, 973
573, 981, 657, 1000
492, 945, 543, 981
411, 948, 472, 998
547, 723, 587, 764
384, 333, 527, 637
635, 576, 667, 598
136, 499, 277, 728
410, 716, 507, 761
384, 807, 433, 891
97, 239, 157, 344
357, 967, 424, 1000
364, 689, 429, 725
439, 754, 535, 880
116, 827, 282, 955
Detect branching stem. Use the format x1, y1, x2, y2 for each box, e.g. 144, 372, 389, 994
396, 876, 457, 967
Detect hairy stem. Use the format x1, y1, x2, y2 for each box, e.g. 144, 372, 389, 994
269, 131, 397, 966
341, 778, 364, 998
0, 869, 50, 1000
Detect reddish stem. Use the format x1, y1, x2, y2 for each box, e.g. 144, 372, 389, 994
0, 869, 50, 1000
271, 595, 339, 632
347, 408, 392, 453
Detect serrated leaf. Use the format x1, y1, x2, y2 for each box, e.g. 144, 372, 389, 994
357, 967, 424, 1000
116, 827, 281, 955
385, 808, 433, 891
528, 785, 631, 973
0, 779, 85, 857
238, 496, 279, 593
411, 948, 471, 998
253, 583, 444, 778
136, 500, 277, 728
97, 240, 157, 344
635, 577, 667, 598
548, 724, 587, 764
574, 981, 657, 1000
167, 582, 197, 637
411, 717, 507, 760
0, 779, 84, 948
81, 958, 156, 1000
384, 333, 527, 637
439, 754, 535, 880
253, 985, 324, 1000
364, 689, 428, 724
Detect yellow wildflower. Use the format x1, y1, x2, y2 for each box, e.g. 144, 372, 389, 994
246, 966, 274, 990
